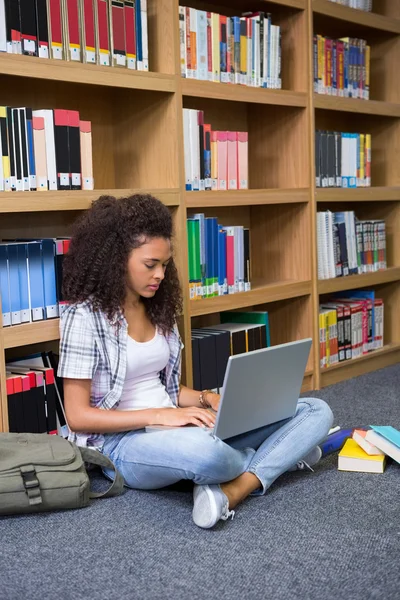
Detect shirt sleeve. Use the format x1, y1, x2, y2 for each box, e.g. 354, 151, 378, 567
57, 304, 100, 379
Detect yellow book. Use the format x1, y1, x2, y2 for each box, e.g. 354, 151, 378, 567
365, 133, 371, 186
327, 309, 338, 366
338, 439, 386, 473
239, 17, 247, 84
0, 107, 11, 191
317, 35, 324, 94
359, 133, 365, 187
212, 12, 220, 83
319, 311, 327, 368
323, 311, 330, 367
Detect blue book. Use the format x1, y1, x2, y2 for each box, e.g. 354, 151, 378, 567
217, 227, 227, 295
41, 239, 58, 319
7, 244, 21, 325
0, 245, 11, 326
370, 426, 400, 450
16, 243, 31, 322
26, 242, 45, 321
136, 0, 142, 67
205, 217, 218, 297
232, 17, 241, 84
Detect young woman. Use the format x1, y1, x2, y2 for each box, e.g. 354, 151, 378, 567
58, 193, 333, 529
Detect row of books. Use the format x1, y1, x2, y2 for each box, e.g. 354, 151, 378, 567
5, 352, 69, 437
0, 107, 93, 193
192, 312, 271, 393
339, 426, 400, 474
317, 211, 386, 280
187, 215, 251, 300
0, 238, 69, 327
183, 109, 248, 192
328, 0, 372, 10
0, 0, 148, 70
319, 291, 384, 368
179, 7, 281, 89
313, 35, 370, 99
315, 130, 371, 189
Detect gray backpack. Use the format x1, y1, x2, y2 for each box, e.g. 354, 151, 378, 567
0, 433, 124, 516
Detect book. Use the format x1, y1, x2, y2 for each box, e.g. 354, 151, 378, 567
365, 427, 400, 464
352, 429, 384, 456
338, 438, 386, 473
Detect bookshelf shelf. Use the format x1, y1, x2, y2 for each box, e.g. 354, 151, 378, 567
314, 95, 400, 118
185, 188, 310, 208
0, 54, 176, 93
3, 320, 60, 350
312, 0, 400, 33
316, 187, 400, 202
318, 267, 400, 295
0, 189, 181, 213
181, 79, 308, 108
320, 343, 400, 387
265, 0, 306, 8
190, 281, 311, 317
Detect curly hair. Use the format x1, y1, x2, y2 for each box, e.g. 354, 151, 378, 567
62, 194, 183, 332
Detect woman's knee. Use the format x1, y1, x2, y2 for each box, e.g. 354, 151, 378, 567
300, 397, 334, 430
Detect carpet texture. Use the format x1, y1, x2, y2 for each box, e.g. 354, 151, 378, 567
1, 364, 399, 600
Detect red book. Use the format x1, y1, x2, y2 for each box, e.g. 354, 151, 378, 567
224, 228, 235, 294
83, 0, 96, 63
111, 0, 126, 67
124, 1, 136, 70
48, 0, 63, 59
65, 0, 81, 61
96, 0, 110, 66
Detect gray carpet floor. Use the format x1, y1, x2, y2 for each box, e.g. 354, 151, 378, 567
1, 364, 399, 600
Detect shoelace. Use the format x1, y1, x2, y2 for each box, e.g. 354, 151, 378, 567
221, 508, 235, 521
296, 460, 315, 472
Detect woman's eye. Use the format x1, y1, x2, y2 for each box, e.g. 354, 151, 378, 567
145, 264, 155, 270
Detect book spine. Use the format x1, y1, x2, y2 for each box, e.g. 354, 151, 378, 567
206, 12, 212, 82
196, 10, 207, 81
124, 0, 136, 70
95, 0, 110, 65
178, 5, 185, 77
216, 131, 227, 191
65, 0, 81, 62
82, 0, 97, 64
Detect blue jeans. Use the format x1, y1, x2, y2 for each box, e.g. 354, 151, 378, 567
101, 397, 333, 495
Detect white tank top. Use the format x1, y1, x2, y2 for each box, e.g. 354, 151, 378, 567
117, 329, 176, 411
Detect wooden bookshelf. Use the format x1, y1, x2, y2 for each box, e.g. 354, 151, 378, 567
0, 0, 399, 431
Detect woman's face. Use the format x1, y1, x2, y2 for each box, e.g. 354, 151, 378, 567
126, 237, 172, 300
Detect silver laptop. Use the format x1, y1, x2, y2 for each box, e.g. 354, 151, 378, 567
146, 338, 312, 440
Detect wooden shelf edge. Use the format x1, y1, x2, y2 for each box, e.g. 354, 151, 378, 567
314, 95, 400, 117
0, 54, 176, 93
186, 188, 310, 208
318, 267, 400, 295
181, 79, 307, 107
320, 343, 400, 387
312, 0, 400, 34
316, 187, 400, 202
3, 320, 60, 350
266, 0, 306, 9
0, 189, 181, 213
190, 280, 311, 317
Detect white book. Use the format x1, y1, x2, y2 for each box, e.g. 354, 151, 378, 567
140, 0, 148, 71
189, 109, 200, 191
32, 109, 57, 191
246, 19, 251, 86
326, 211, 336, 279
317, 213, 324, 280
178, 6, 186, 78
182, 109, 192, 190
365, 430, 400, 464
0, 0, 6, 53
196, 10, 207, 81
352, 430, 384, 456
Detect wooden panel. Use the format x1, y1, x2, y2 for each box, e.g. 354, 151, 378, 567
301, 371, 314, 393
186, 188, 310, 207
0, 54, 176, 91
370, 35, 400, 103
313, 0, 400, 34
320, 344, 400, 387
318, 266, 400, 295
190, 280, 311, 316
147, 0, 177, 74
373, 2, 400, 19
3, 320, 60, 350
374, 282, 400, 344
0, 190, 181, 213
314, 95, 400, 117
316, 187, 400, 202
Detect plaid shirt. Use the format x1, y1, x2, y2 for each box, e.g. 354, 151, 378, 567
58, 300, 183, 450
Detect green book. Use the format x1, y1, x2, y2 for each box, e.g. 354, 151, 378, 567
221, 311, 271, 347
187, 220, 201, 299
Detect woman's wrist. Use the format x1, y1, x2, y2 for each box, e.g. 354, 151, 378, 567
201, 390, 220, 411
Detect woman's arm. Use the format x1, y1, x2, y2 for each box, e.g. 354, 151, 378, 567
178, 385, 220, 411
64, 379, 216, 433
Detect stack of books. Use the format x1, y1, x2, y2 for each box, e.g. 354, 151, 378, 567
328, 0, 372, 11
315, 130, 371, 189
0, 107, 94, 192
0, 238, 69, 327
183, 108, 248, 192
339, 426, 400, 473
187, 215, 251, 300
317, 210, 386, 280
192, 311, 270, 393
0, 0, 148, 70
179, 7, 281, 89
314, 35, 370, 99
319, 291, 384, 367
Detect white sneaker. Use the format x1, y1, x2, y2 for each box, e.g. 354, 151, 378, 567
192, 484, 235, 529
289, 446, 323, 472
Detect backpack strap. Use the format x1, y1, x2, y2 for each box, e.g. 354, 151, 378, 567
79, 447, 125, 499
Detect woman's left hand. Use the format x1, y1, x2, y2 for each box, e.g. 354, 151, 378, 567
206, 392, 221, 412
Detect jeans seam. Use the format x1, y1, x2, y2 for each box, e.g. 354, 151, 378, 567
248, 400, 316, 471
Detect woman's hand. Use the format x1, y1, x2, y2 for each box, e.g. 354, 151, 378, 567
205, 391, 221, 412
157, 407, 216, 428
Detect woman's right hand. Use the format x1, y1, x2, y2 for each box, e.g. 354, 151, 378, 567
156, 407, 216, 429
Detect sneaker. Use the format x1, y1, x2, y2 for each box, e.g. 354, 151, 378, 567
288, 446, 322, 472
192, 484, 235, 529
